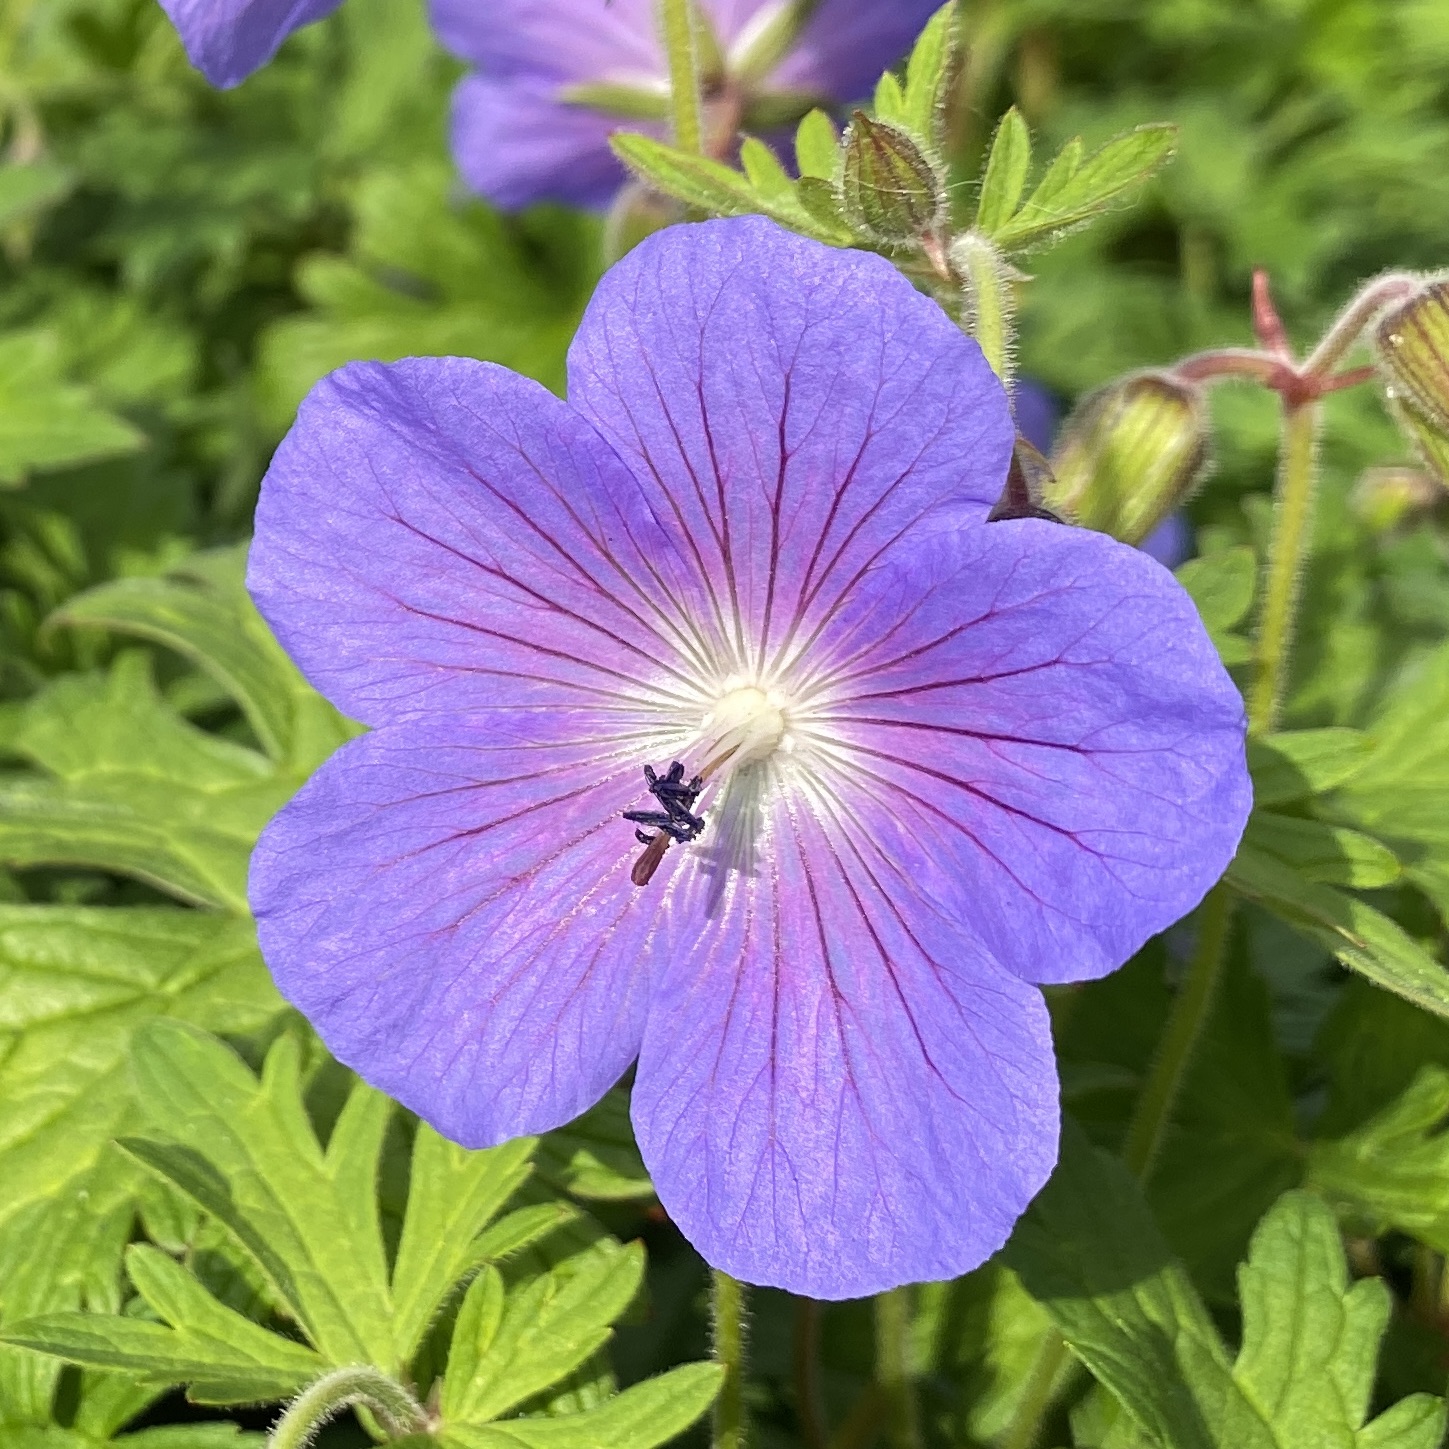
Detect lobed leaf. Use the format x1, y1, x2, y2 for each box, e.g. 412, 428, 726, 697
975, 107, 1032, 237
993, 125, 1178, 252
1248, 729, 1373, 807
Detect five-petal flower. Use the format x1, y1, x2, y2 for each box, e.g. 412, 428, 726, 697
248, 216, 1251, 1297
430, 0, 944, 209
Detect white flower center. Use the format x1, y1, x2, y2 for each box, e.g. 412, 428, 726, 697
695, 684, 789, 783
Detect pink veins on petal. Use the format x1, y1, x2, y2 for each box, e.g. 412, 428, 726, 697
247, 216, 1252, 1298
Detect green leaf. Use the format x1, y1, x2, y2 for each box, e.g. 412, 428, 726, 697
738, 137, 795, 203
120, 1024, 397, 1369
1310, 1066, 1449, 1254
442, 1243, 644, 1425
1175, 545, 1257, 634
1227, 847, 1449, 1018
794, 109, 840, 180
611, 134, 852, 246
0, 332, 143, 487
0, 652, 300, 910
390, 1128, 537, 1364
1242, 812, 1401, 888
1248, 728, 1373, 806
0, 907, 279, 1240
535, 1088, 653, 1201
871, 71, 907, 126
1005, 1124, 1445, 1448
439, 1363, 722, 1449
900, 4, 958, 144
51, 547, 352, 771
993, 125, 1178, 251
975, 107, 1033, 237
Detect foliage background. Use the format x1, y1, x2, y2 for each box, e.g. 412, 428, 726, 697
4, 0, 1449, 1444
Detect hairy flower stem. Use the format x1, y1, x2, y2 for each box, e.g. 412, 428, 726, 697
874, 1287, 922, 1449
712, 1270, 750, 1449
953, 232, 1015, 386
1249, 400, 1322, 734
269, 1366, 427, 1449
656, 0, 705, 155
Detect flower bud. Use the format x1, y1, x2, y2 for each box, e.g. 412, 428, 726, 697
1349, 466, 1446, 533
1373, 278, 1449, 438
1046, 371, 1209, 545
838, 112, 947, 244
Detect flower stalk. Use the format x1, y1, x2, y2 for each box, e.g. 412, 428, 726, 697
712, 1270, 750, 1449
656, 0, 706, 155
269, 1366, 428, 1449
953, 231, 1015, 385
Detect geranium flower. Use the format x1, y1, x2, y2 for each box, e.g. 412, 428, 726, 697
158, 0, 343, 88
429, 0, 944, 209
248, 217, 1251, 1297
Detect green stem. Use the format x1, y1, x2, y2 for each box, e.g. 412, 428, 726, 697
1249, 400, 1322, 736
1121, 881, 1235, 1180
998, 1333, 1072, 1449
655, 0, 704, 155
873, 1287, 921, 1449
952, 231, 1015, 387
712, 1270, 749, 1449
269, 1366, 426, 1449
794, 1297, 829, 1449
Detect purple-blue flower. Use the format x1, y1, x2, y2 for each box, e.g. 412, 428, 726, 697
429, 0, 944, 210
158, 0, 343, 88
247, 217, 1251, 1297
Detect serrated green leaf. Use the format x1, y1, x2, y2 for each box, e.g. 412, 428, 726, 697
0, 651, 305, 909
794, 109, 840, 180
471, 1203, 578, 1266
440, 1363, 722, 1449
1005, 1125, 1445, 1448
443, 1242, 644, 1425
390, 1128, 537, 1363
0, 907, 279, 1240
1248, 729, 1373, 806
611, 134, 852, 245
901, 4, 958, 144
122, 1024, 396, 1369
976, 107, 1032, 237
1227, 847, 1449, 1018
994, 125, 1177, 251
1310, 1066, 1449, 1253
0, 332, 143, 487
1243, 812, 1401, 888
51, 548, 353, 770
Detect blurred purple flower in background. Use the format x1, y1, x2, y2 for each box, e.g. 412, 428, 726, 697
247, 217, 1249, 1296
429, 0, 944, 209
159, 0, 343, 87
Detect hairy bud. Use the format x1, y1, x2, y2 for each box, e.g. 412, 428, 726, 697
838, 112, 946, 244
1047, 371, 1209, 545
1350, 466, 1446, 533
1374, 279, 1449, 483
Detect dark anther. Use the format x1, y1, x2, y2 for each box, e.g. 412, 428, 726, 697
623, 761, 706, 846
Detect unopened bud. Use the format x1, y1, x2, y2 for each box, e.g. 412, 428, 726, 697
838, 112, 946, 244
1046, 371, 1209, 545
1374, 278, 1449, 437
1350, 466, 1446, 533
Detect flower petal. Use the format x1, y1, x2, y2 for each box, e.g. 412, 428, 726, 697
429, 0, 661, 82
632, 790, 1058, 1299
250, 717, 660, 1146
159, 0, 342, 88
450, 74, 637, 212
248, 356, 707, 728
803, 518, 1251, 985
568, 216, 1014, 682
773, 0, 945, 101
